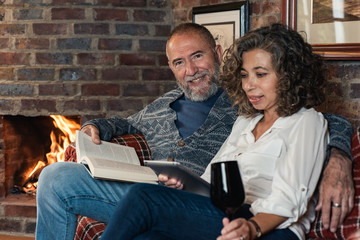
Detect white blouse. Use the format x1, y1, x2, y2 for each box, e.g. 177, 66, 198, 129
201, 108, 328, 240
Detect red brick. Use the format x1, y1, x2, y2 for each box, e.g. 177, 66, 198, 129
0, 38, 9, 49
74, 23, 110, 34
39, 84, 77, 96
158, 54, 169, 66
36, 53, 72, 65
0, 24, 26, 35
0, 53, 30, 65
98, 39, 132, 50
21, 99, 57, 112
15, 38, 50, 50
155, 25, 172, 36
52, 8, 85, 20
102, 68, 138, 80
96, 0, 146, 7
142, 68, 174, 81
123, 84, 160, 97
133, 10, 167, 22
33, 23, 67, 35
0, 68, 14, 80
94, 9, 128, 21
78, 53, 115, 65
120, 53, 156, 66
64, 99, 101, 111
5, 205, 36, 218
106, 99, 143, 111
82, 83, 119, 96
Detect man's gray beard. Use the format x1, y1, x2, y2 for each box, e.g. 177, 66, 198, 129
178, 64, 221, 102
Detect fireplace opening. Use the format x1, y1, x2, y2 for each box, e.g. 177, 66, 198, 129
2, 115, 81, 198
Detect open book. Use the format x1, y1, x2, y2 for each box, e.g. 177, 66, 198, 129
75, 130, 210, 196
75, 130, 158, 184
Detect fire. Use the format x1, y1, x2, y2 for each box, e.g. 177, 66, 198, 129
22, 115, 80, 194
45, 115, 81, 164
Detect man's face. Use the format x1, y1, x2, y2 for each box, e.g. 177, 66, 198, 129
167, 32, 223, 101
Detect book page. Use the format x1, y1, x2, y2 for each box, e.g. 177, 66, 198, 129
76, 130, 140, 165
85, 157, 158, 183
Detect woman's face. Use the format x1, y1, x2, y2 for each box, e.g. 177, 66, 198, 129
241, 49, 279, 115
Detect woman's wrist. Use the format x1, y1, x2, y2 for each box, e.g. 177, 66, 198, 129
248, 219, 262, 239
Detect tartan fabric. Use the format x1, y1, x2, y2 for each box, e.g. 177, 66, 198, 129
74, 216, 105, 240
63, 133, 151, 240
307, 127, 360, 239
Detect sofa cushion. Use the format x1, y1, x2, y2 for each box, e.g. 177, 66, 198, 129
307, 127, 360, 239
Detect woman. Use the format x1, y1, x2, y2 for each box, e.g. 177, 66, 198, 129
100, 23, 328, 240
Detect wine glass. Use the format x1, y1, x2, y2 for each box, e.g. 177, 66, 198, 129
210, 161, 245, 219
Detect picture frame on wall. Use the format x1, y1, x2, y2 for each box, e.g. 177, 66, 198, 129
281, 0, 360, 60
192, 1, 249, 52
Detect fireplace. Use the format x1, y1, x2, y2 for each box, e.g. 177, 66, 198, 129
0, 115, 80, 237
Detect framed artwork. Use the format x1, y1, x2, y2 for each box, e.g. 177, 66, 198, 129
193, 1, 249, 52
281, 0, 360, 60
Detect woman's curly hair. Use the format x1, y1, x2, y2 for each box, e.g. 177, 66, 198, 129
222, 23, 327, 117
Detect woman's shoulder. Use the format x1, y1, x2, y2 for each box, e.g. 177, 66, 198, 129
284, 107, 326, 127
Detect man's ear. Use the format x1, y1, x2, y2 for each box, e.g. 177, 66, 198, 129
214, 45, 223, 63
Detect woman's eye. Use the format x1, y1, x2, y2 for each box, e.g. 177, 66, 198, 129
257, 73, 267, 77
240, 72, 247, 78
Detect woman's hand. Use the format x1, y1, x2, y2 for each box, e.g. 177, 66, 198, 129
217, 218, 252, 240
158, 174, 184, 189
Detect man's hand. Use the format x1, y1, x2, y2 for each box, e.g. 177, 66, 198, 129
158, 174, 183, 189
316, 148, 354, 233
81, 125, 101, 144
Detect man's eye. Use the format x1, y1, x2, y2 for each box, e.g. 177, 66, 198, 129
193, 53, 202, 59
174, 61, 184, 68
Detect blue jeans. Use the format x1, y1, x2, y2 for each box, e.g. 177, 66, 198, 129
35, 162, 133, 240
101, 183, 299, 240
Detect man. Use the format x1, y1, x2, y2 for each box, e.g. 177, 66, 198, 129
36, 23, 354, 240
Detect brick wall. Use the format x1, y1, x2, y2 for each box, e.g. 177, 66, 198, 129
0, 0, 176, 124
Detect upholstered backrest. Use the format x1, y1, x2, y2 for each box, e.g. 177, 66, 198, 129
308, 127, 360, 239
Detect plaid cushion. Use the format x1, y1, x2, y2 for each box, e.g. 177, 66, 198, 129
307, 127, 360, 239
63, 133, 152, 240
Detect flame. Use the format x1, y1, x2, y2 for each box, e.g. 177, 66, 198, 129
45, 115, 80, 164
22, 115, 80, 193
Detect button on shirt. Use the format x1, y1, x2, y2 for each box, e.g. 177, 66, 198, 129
201, 108, 328, 240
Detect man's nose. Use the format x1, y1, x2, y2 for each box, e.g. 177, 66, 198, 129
185, 61, 198, 76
